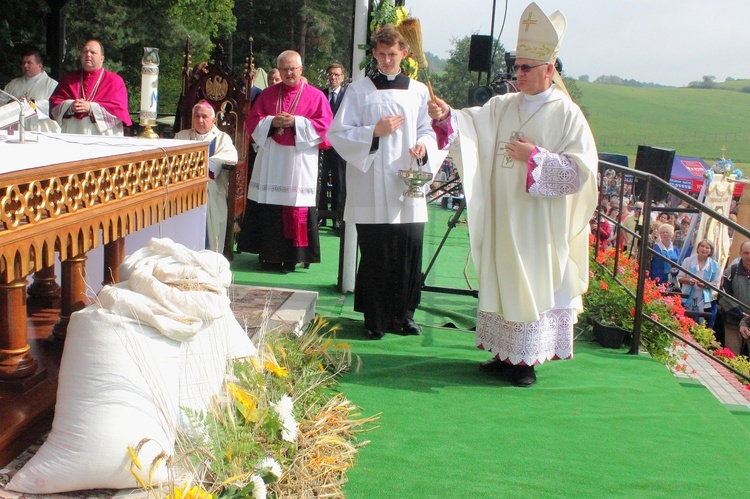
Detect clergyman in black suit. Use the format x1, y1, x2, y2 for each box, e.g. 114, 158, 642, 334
318, 63, 347, 230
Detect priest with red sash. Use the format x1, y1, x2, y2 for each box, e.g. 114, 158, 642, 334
50, 39, 131, 136
237, 50, 332, 272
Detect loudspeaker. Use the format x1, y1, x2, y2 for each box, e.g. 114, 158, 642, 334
468, 35, 492, 73
634, 145, 675, 202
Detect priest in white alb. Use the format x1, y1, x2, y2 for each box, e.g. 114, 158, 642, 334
428, 2, 598, 386
1, 50, 61, 133
175, 101, 238, 254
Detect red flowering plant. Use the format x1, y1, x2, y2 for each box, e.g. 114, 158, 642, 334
584, 238, 750, 384
582, 237, 693, 368
713, 346, 750, 387
713, 347, 736, 361
582, 239, 636, 330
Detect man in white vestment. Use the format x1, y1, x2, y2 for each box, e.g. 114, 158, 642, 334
175, 101, 238, 254
1, 50, 61, 133
328, 25, 446, 339
428, 2, 598, 386
50, 40, 132, 136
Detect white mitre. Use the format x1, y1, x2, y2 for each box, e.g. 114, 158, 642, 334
516, 2, 567, 62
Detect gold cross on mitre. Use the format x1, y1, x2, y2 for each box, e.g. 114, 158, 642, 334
522, 12, 537, 32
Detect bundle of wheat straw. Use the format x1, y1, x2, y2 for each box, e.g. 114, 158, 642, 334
397, 17, 435, 99
397, 18, 428, 69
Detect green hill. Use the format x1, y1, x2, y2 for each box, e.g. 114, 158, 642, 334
714, 78, 750, 92
576, 81, 750, 169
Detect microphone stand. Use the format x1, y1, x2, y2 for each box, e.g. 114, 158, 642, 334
0, 88, 33, 144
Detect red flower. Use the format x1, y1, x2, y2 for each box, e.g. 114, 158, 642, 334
713, 347, 736, 359
599, 281, 609, 291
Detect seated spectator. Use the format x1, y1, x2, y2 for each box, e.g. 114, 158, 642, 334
649, 223, 678, 286
175, 101, 238, 253
590, 215, 611, 253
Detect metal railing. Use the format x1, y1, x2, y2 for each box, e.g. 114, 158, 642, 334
593, 160, 750, 383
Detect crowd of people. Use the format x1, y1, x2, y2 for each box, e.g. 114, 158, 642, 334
593, 176, 748, 355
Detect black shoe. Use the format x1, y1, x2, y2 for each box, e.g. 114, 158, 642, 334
318, 218, 326, 227
333, 220, 342, 230
281, 261, 296, 273
366, 329, 385, 340
302, 262, 310, 269
514, 365, 537, 387
479, 358, 513, 374
260, 261, 283, 271
402, 319, 422, 336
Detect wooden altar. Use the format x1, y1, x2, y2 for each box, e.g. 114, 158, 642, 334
0, 133, 207, 463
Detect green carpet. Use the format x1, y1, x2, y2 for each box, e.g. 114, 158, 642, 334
338, 326, 750, 497
231, 205, 750, 498
231, 205, 478, 329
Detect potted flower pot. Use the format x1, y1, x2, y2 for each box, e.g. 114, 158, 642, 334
592, 319, 629, 348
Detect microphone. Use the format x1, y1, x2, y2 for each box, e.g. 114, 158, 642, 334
0, 88, 35, 144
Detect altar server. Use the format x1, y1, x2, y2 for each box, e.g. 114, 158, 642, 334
328, 25, 445, 340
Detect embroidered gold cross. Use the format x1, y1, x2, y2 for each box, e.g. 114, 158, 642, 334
522, 12, 537, 32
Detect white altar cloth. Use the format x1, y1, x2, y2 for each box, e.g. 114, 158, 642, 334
0, 132, 209, 293
0, 132, 202, 174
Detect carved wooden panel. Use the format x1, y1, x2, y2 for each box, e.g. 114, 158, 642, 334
0, 144, 208, 283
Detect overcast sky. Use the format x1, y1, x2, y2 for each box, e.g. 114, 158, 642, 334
406, 0, 749, 87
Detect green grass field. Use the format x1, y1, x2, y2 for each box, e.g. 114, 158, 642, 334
576, 80, 750, 171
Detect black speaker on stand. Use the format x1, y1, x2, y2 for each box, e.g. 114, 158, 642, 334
468, 35, 492, 73
467, 35, 493, 106
634, 145, 675, 202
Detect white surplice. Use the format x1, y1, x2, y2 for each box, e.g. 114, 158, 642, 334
175, 126, 238, 253
2, 72, 61, 133
248, 116, 322, 207
328, 76, 446, 224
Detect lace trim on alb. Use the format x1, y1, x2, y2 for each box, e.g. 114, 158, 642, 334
476, 308, 575, 365
528, 149, 579, 197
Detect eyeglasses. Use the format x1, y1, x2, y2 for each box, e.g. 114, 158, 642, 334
327, 72, 343, 77
279, 66, 301, 73
513, 62, 549, 73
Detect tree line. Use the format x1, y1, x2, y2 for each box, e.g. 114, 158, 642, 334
2, 0, 581, 117
2, 0, 353, 117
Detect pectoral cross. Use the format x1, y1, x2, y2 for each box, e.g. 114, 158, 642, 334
496, 141, 514, 168
497, 131, 524, 168
277, 127, 285, 136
